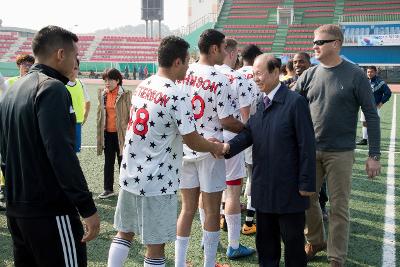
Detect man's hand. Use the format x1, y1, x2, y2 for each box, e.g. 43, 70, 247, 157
81, 212, 100, 242
366, 157, 381, 179
208, 138, 229, 158
299, 191, 314, 197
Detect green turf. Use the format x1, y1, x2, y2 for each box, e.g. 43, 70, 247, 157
0, 84, 398, 267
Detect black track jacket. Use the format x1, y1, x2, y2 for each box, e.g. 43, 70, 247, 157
0, 64, 97, 218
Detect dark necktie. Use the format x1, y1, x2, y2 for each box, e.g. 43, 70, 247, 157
263, 95, 271, 110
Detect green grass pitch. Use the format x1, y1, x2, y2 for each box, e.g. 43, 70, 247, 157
1, 84, 399, 267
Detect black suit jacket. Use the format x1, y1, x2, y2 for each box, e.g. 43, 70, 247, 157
226, 84, 316, 214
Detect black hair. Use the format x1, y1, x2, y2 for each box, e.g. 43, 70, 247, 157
286, 59, 294, 72
367, 66, 377, 72
158, 36, 190, 67
294, 52, 311, 63
32, 26, 78, 58
241, 44, 262, 64
265, 55, 282, 73
102, 68, 123, 86
198, 29, 225, 55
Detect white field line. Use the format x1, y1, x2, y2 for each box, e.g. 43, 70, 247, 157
382, 94, 396, 267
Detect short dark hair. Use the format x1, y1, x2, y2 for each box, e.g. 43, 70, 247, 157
367, 66, 377, 72
225, 38, 238, 53
286, 59, 294, 72
15, 54, 35, 66
32, 26, 78, 58
158, 36, 190, 68
241, 44, 262, 64
294, 52, 311, 63
102, 68, 123, 86
198, 29, 225, 55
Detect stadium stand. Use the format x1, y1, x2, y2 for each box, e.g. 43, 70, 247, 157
0, 0, 399, 65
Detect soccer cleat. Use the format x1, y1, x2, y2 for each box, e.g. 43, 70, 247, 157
226, 244, 256, 259
98, 190, 116, 199
241, 223, 256, 235
356, 139, 368, 145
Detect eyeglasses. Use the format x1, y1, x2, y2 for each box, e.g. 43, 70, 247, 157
313, 39, 337, 46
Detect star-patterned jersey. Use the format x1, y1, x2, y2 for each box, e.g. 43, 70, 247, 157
215, 64, 253, 141
177, 63, 235, 161
119, 75, 196, 197
237, 66, 262, 165
237, 66, 261, 101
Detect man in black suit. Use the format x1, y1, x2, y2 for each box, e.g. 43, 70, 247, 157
221, 54, 316, 267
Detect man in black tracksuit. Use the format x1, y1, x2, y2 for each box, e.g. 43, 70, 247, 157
0, 26, 100, 267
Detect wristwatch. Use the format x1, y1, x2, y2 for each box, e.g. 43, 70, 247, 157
369, 155, 380, 161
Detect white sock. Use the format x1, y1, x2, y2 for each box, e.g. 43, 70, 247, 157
246, 196, 255, 211
199, 208, 205, 227
203, 230, 220, 267
199, 208, 205, 246
107, 237, 131, 267
144, 257, 165, 267
225, 214, 241, 249
175, 236, 190, 267
362, 127, 368, 140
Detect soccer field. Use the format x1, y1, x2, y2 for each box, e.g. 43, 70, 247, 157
1, 83, 399, 267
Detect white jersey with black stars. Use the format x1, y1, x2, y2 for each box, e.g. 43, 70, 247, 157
177, 63, 235, 161
237, 66, 261, 101
215, 64, 253, 141
120, 75, 196, 197
237, 66, 262, 165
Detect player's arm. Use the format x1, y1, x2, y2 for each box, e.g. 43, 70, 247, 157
220, 115, 244, 133
183, 131, 226, 157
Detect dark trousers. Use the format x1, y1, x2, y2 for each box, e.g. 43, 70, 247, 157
256, 211, 306, 267
8, 214, 86, 267
104, 131, 122, 192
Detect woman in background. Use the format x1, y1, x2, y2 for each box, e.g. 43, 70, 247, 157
97, 68, 131, 199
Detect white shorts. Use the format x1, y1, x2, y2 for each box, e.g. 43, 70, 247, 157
180, 154, 226, 193
360, 109, 380, 122
225, 151, 246, 181
113, 189, 177, 244
244, 146, 253, 164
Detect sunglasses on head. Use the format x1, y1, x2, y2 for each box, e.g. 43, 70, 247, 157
313, 39, 337, 46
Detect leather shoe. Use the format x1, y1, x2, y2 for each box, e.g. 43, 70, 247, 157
330, 260, 343, 267
305, 242, 327, 260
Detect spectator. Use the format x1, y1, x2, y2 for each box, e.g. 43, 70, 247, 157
139, 65, 144, 80
97, 68, 131, 199
66, 59, 91, 153
282, 59, 295, 86
6, 54, 35, 88
133, 65, 137, 80
356, 65, 392, 145
295, 24, 381, 266
144, 65, 148, 78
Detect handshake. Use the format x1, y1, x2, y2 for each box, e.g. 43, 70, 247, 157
208, 138, 230, 159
